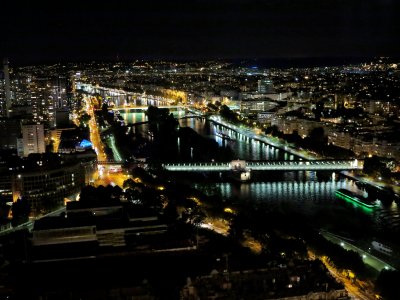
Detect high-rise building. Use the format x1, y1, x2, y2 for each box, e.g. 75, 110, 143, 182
55, 108, 70, 127
257, 79, 274, 94
3, 58, 12, 117
9, 75, 67, 127
0, 118, 21, 149
21, 123, 46, 156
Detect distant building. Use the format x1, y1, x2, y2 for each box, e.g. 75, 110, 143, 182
271, 116, 322, 137
220, 89, 239, 101
353, 136, 400, 161
3, 58, 12, 118
240, 99, 278, 115
30, 201, 193, 262
58, 127, 91, 153
240, 92, 292, 101
257, 112, 275, 124
11, 76, 67, 127
0, 153, 96, 214
10, 105, 33, 117
328, 131, 354, 150
257, 79, 274, 94
16, 138, 24, 157
181, 261, 348, 300
55, 108, 70, 128
0, 174, 13, 202
363, 100, 393, 116
0, 118, 21, 149
21, 123, 45, 157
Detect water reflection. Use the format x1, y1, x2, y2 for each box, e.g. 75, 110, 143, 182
120, 111, 399, 233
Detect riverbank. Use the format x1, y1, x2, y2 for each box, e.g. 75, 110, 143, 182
209, 114, 396, 199
320, 229, 396, 273
208, 115, 319, 160
340, 171, 400, 198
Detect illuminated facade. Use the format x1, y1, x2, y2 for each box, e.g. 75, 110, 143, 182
3, 58, 12, 117
9, 161, 96, 215
21, 123, 46, 157
257, 79, 274, 94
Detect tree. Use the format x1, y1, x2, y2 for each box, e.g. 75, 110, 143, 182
11, 197, 31, 226
101, 103, 109, 116
162, 202, 179, 224
219, 105, 238, 123
285, 130, 303, 146
228, 213, 246, 240
111, 185, 123, 199
207, 103, 218, 111
182, 204, 206, 227
79, 185, 98, 202
363, 155, 391, 179
308, 127, 326, 149
131, 167, 153, 184
46, 139, 54, 153
79, 113, 91, 125
140, 188, 162, 209
376, 270, 400, 300
265, 125, 281, 137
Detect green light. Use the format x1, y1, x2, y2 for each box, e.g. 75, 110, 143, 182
335, 190, 374, 212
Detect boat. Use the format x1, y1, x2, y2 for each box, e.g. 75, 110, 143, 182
335, 189, 376, 209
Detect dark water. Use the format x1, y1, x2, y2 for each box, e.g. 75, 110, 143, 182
179, 117, 291, 161
122, 112, 400, 237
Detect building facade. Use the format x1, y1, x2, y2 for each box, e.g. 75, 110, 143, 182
258, 79, 275, 94
10, 161, 95, 214
21, 123, 46, 157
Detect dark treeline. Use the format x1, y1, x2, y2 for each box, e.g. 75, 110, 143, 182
98, 105, 234, 163
226, 201, 367, 277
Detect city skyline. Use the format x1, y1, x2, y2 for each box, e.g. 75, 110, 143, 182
1, 54, 399, 300
2, 0, 400, 64
1, 1, 400, 299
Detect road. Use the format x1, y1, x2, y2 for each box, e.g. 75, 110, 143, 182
321, 255, 376, 300
307, 250, 376, 300
200, 217, 229, 236
342, 171, 400, 197
321, 230, 396, 272
84, 96, 131, 188
84, 96, 108, 162
201, 217, 375, 299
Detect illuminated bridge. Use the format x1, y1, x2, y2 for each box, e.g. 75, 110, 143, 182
162, 159, 363, 172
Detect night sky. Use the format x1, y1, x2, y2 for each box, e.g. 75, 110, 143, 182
2, 0, 400, 64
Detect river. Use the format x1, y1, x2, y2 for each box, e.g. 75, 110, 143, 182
119, 110, 400, 241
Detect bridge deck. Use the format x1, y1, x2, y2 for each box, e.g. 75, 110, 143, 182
162, 160, 362, 172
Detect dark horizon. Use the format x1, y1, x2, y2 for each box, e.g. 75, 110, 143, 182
2, 0, 400, 66
4, 56, 396, 70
